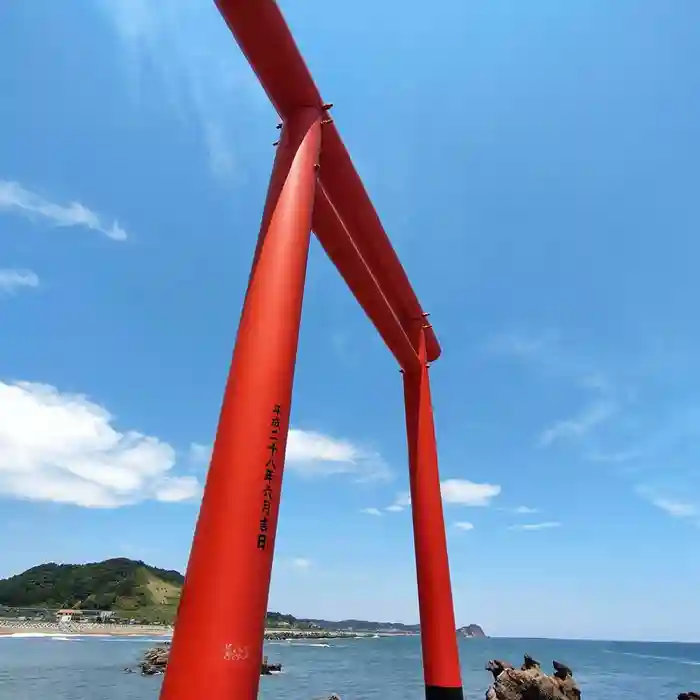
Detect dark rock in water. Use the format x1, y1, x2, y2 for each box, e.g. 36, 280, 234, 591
552, 661, 573, 680
678, 694, 700, 700
485, 656, 580, 700
260, 659, 282, 675
136, 644, 281, 676
485, 659, 514, 682
522, 654, 540, 670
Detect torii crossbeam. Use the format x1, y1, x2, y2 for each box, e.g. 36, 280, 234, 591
158, 3, 464, 700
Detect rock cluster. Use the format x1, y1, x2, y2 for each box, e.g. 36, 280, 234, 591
485, 655, 699, 700
485, 655, 580, 700
138, 644, 170, 675
134, 643, 282, 676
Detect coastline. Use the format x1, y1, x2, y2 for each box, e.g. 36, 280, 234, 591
0, 620, 404, 639
0, 621, 172, 637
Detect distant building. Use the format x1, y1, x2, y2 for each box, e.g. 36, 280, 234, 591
56, 610, 83, 623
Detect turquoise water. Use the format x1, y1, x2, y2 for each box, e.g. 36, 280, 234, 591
1, 634, 699, 699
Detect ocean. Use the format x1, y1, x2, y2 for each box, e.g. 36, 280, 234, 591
1, 634, 699, 699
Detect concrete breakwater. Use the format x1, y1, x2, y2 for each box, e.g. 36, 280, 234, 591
264, 629, 378, 640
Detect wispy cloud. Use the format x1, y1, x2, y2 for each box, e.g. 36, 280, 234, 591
652, 498, 698, 518
98, 0, 266, 180
276, 556, 314, 572
361, 507, 382, 517
509, 521, 561, 531
539, 401, 616, 447
453, 521, 474, 531
485, 331, 560, 363
187, 442, 211, 468
487, 334, 614, 396
490, 331, 700, 520
590, 407, 700, 469
0, 181, 127, 240
0, 269, 39, 295
488, 331, 620, 450
636, 485, 698, 520
386, 491, 412, 513
291, 557, 312, 570
513, 505, 539, 514
587, 448, 644, 464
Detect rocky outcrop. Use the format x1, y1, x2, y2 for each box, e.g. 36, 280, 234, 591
459, 624, 487, 638
138, 644, 170, 675
135, 644, 281, 676
486, 659, 514, 681
485, 655, 580, 700
485, 654, 699, 700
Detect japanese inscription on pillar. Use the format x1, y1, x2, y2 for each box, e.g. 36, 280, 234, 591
258, 404, 282, 551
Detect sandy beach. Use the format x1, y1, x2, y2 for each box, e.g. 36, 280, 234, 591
0, 620, 389, 640
0, 620, 172, 637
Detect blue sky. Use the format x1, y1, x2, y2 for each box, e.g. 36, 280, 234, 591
1, 0, 699, 642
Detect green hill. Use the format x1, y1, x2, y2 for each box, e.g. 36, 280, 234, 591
0, 558, 184, 623
0, 558, 475, 633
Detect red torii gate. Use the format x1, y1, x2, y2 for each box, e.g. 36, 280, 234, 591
159, 3, 464, 700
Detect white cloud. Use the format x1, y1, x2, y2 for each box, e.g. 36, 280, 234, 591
361, 507, 382, 517
188, 442, 211, 466
384, 481, 501, 512
291, 558, 312, 570
0, 380, 200, 507
510, 522, 561, 531
513, 505, 538, 514
453, 522, 474, 531
286, 429, 391, 482
0, 269, 39, 295
188, 430, 391, 482
0, 181, 127, 241
539, 401, 615, 447
440, 479, 501, 506
385, 491, 412, 512
155, 476, 201, 502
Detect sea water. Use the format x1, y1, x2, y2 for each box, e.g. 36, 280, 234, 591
0, 634, 699, 699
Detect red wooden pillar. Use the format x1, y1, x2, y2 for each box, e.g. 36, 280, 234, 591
159, 107, 322, 700
404, 327, 464, 700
